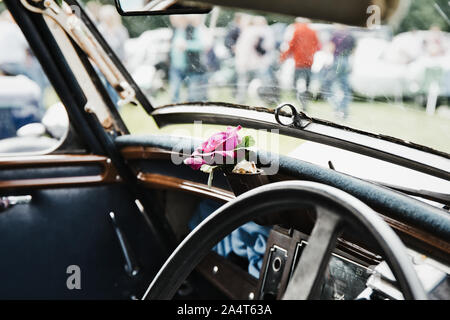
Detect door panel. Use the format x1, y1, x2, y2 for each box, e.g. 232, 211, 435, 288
0, 180, 165, 299
0, 1, 167, 299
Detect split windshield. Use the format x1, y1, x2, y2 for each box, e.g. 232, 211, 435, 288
85, 0, 450, 154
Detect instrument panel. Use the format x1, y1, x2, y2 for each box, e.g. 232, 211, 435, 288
258, 230, 377, 300
257, 226, 450, 300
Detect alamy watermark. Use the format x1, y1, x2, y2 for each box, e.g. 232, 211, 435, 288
367, 5, 382, 29
66, 265, 81, 290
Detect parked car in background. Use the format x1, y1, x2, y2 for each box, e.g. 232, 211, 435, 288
0, 74, 42, 140
350, 30, 450, 110
124, 28, 173, 94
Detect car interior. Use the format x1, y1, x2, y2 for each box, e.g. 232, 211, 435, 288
0, 0, 449, 300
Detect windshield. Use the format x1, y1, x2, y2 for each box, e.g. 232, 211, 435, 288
86, 0, 450, 154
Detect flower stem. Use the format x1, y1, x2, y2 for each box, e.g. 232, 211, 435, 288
207, 169, 214, 189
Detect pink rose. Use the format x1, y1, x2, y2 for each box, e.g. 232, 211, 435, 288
200, 126, 242, 153
184, 156, 206, 170
183, 126, 243, 170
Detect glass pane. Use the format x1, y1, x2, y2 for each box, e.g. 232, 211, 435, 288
0, 8, 69, 155
88, 0, 450, 154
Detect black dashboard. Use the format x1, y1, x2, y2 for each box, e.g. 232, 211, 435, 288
197, 225, 450, 300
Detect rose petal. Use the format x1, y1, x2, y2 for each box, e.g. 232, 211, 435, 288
201, 131, 228, 153
183, 157, 206, 170
218, 126, 242, 151
200, 126, 243, 153
185, 126, 244, 168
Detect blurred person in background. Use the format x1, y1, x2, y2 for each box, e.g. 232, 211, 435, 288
85, 1, 102, 24
0, 11, 45, 113
97, 5, 129, 106
422, 25, 449, 109
98, 5, 129, 61
225, 13, 247, 95
424, 25, 448, 58
185, 15, 210, 102
328, 24, 356, 120
169, 15, 189, 103
235, 16, 276, 103
169, 15, 211, 103
225, 13, 245, 57
280, 18, 321, 111
169, 15, 210, 102
312, 41, 335, 99
0, 11, 43, 138
0, 11, 29, 78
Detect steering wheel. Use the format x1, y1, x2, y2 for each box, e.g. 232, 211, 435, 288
143, 181, 427, 300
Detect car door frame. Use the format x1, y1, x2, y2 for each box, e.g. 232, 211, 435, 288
4, 0, 177, 254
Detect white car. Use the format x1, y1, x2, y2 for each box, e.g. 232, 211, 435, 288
350, 31, 450, 103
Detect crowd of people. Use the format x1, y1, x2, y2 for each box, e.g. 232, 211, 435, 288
81, 4, 450, 120
162, 13, 357, 119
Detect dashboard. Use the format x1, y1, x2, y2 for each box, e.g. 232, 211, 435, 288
198, 225, 450, 300
257, 226, 450, 300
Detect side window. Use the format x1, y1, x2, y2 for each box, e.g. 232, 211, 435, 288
0, 9, 70, 155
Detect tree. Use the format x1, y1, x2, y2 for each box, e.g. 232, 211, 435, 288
397, 0, 450, 33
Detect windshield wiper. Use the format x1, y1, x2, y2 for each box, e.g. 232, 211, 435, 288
327, 160, 450, 206
374, 182, 450, 207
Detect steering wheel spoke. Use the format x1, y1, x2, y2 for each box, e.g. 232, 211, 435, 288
283, 209, 342, 300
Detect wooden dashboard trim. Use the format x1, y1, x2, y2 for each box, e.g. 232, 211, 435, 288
137, 172, 235, 203
121, 147, 450, 256
380, 214, 450, 255
121, 146, 183, 161
0, 154, 107, 166
0, 154, 119, 190
136, 172, 450, 255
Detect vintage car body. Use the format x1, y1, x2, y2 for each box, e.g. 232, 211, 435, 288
0, 0, 449, 300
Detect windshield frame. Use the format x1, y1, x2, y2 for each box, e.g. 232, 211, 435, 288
152, 102, 450, 180
55, 0, 450, 181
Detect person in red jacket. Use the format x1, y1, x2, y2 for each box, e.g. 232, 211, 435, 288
280, 18, 321, 110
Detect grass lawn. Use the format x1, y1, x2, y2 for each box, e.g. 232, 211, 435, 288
119, 89, 450, 155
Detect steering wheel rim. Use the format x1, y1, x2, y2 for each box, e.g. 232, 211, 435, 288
143, 181, 427, 300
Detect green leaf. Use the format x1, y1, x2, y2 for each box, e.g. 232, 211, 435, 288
55, 0, 63, 6
236, 136, 255, 149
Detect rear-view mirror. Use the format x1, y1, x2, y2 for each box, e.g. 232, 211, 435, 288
114, 0, 212, 16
